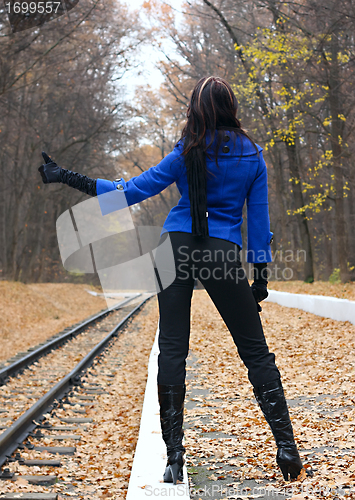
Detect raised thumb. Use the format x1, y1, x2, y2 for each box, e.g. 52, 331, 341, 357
42, 151, 53, 164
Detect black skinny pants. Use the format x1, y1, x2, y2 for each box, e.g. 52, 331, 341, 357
156, 232, 280, 388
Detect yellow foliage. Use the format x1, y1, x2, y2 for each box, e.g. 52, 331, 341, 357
231, 17, 350, 218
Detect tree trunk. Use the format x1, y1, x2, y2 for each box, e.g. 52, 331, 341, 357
329, 32, 349, 282
285, 113, 314, 282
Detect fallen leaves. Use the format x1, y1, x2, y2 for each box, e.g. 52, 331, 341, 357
0, 281, 106, 363
2, 283, 355, 498
184, 289, 355, 497
268, 280, 355, 301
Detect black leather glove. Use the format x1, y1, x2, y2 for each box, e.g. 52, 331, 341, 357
251, 262, 268, 312
38, 151, 97, 196
38, 151, 62, 183
251, 282, 268, 300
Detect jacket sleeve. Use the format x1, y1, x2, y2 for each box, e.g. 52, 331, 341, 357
96, 145, 184, 215
59, 169, 97, 196
246, 152, 273, 263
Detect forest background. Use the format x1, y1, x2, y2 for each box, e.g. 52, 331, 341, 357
0, 0, 354, 285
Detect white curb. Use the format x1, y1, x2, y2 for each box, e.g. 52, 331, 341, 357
126, 326, 190, 499
266, 290, 355, 325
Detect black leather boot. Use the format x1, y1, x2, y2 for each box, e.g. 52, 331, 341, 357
253, 379, 309, 481
158, 384, 186, 485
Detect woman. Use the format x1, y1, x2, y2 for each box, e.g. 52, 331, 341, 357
38, 76, 307, 484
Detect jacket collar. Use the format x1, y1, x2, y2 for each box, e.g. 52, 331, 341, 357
206, 129, 263, 156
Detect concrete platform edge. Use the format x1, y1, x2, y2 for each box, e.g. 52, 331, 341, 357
126, 326, 190, 499
266, 290, 355, 324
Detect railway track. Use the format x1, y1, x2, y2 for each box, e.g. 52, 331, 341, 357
0, 294, 142, 386
0, 294, 154, 499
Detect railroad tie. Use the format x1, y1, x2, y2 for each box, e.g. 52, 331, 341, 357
33, 445, 76, 455
0, 494, 58, 499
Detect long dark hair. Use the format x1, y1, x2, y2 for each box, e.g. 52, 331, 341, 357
180, 76, 256, 238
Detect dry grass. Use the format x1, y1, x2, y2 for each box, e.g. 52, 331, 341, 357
0, 281, 106, 363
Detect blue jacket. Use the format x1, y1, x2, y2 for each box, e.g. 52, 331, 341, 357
96, 131, 273, 263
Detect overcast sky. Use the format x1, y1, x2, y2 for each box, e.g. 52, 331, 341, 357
120, 0, 184, 90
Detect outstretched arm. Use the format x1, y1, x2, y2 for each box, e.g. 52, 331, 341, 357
38, 145, 184, 205
38, 152, 97, 196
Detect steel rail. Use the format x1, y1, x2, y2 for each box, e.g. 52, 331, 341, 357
0, 295, 152, 468
0, 294, 141, 386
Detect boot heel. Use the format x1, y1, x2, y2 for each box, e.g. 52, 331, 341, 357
163, 466, 172, 483
278, 463, 289, 481
169, 462, 182, 485
253, 380, 310, 482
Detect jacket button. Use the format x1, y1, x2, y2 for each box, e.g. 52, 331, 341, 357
116, 184, 124, 191
224, 135, 230, 142
222, 145, 230, 153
